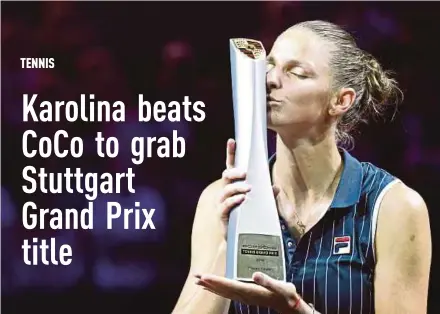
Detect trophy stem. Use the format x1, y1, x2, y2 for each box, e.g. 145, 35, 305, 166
226, 38, 286, 282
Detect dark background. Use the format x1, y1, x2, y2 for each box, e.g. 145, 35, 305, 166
1, 1, 439, 313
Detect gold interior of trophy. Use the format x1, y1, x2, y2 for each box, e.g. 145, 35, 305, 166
232, 38, 264, 59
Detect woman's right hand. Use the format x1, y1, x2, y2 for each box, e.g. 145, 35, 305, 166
217, 139, 280, 240
217, 138, 249, 239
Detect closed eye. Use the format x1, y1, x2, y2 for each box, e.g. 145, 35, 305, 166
287, 63, 312, 79
288, 70, 308, 79
292, 73, 308, 79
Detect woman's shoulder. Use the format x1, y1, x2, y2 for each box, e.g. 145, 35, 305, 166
379, 179, 427, 217
355, 160, 427, 217
358, 160, 399, 193
362, 162, 429, 237
359, 160, 396, 179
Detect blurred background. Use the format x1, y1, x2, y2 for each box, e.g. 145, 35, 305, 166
1, 1, 439, 313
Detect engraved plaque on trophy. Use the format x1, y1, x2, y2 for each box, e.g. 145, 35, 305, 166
226, 38, 286, 282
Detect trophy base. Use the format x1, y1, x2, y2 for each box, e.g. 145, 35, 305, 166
236, 233, 285, 282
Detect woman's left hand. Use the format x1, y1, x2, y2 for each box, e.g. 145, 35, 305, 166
194, 272, 303, 313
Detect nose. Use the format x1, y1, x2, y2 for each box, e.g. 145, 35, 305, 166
266, 67, 281, 91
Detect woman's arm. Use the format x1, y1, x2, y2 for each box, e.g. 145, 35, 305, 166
172, 179, 231, 314
373, 181, 431, 313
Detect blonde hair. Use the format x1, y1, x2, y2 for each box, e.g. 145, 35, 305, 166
294, 20, 403, 148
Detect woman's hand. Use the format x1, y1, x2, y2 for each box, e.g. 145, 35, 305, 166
194, 271, 307, 314
217, 138, 249, 239
217, 139, 280, 240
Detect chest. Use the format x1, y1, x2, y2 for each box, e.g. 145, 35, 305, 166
284, 206, 375, 313
232, 205, 376, 314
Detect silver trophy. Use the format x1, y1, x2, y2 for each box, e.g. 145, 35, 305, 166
226, 38, 286, 282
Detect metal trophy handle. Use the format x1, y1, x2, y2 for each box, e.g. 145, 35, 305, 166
226, 38, 286, 282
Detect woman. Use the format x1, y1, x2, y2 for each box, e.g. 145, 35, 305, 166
172, 20, 431, 314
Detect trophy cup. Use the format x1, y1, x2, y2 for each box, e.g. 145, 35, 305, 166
226, 38, 286, 282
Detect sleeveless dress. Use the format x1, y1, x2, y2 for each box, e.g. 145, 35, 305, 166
230, 149, 400, 314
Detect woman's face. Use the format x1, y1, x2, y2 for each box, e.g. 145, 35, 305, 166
266, 27, 335, 138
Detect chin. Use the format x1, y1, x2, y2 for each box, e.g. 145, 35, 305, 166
266, 114, 308, 136
266, 109, 286, 127
266, 115, 287, 132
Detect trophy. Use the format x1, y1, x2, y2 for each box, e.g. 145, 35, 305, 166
226, 38, 286, 282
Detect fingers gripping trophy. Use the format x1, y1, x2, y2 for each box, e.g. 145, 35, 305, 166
226, 38, 287, 283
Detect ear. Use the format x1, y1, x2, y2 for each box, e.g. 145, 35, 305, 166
328, 88, 356, 117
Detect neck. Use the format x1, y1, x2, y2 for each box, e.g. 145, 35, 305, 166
272, 132, 342, 208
